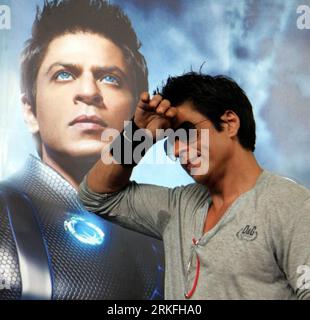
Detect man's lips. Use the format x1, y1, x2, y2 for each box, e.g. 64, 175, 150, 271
184, 162, 200, 171
69, 115, 107, 131
179, 150, 201, 167
180, 154, 202, 171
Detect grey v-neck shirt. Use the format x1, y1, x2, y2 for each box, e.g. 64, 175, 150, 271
78, 170, 310, 300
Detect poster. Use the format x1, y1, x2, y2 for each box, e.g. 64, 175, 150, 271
0, 0, 309, 187
0, 0, 309, 301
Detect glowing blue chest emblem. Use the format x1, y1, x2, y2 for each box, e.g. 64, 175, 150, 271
64, 216, 105, 246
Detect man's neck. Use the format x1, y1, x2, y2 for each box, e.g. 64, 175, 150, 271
207, 149, 263, 211
41, 148, 98, 190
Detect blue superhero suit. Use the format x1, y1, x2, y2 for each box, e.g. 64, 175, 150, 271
0, 155, 164, 300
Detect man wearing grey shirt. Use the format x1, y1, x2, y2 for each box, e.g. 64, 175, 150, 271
79, 72, 310, 300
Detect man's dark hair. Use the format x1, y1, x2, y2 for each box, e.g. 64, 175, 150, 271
21, 0, 148, 112
160, 72, 256, 152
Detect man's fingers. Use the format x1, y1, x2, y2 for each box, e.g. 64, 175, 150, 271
137, 94, 176, 122
156, 99, 171, 115
137, 92, 151, 111
149, 94, 163, 108
165, 107, 177, 118
140, 91, 150, 103
138, 94, 163, 112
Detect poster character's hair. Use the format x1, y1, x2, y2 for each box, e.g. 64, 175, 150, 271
160, 72, 256, 152
20, 0, 148, 113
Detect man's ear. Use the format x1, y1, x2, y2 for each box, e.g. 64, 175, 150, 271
220, 110, 240, 138
21, 94, 39, 134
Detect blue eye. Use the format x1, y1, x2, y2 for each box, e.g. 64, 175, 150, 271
55, 71, 73, 81
100, 75, 119, 86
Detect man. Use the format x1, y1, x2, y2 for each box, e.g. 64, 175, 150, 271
0, 0, 163, 300
79, 72, 310, 299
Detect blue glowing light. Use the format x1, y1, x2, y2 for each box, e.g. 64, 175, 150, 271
64, 216, 105, 246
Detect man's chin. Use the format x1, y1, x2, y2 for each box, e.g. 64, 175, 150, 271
69, 149, 102, 160
181, 165, 209, 184
60, 142, 104, 160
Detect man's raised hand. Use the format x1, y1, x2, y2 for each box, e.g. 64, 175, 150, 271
134, 92, 177, 139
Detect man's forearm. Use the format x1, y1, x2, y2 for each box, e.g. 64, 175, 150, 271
86, 92, 176, 194
86, 159, 133, 194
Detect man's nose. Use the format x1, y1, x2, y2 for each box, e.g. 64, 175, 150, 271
74, 76, 103, 106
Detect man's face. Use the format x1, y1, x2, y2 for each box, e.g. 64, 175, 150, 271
172, 102, 234, 184
27, 32, 136, 159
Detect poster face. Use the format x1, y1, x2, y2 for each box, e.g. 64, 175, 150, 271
0, 0, 309, 301
0, 0, 309, 188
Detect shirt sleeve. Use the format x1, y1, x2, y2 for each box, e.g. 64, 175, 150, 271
78, 175, 184, 240
279, 197, 310, 299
